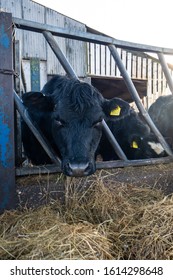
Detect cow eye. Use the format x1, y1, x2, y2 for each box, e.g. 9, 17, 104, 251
55, 119, 64, 127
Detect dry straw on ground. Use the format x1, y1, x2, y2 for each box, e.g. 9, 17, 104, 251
1, 171, 173, 260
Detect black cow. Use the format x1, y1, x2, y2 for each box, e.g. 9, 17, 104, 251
148, 94, 173, 149
21, 75, 130, 176
99, 106, 165, 160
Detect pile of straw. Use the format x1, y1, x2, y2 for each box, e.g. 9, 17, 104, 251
1, 172, 173, 259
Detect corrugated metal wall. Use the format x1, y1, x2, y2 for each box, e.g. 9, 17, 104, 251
0, 0, 172, 107
0, 0, 87, 83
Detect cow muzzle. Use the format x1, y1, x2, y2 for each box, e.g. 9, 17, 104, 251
63, 162, 95, 177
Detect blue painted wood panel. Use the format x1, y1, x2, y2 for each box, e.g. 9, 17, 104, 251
30, 57, 40, 91
0, 12, 17, 213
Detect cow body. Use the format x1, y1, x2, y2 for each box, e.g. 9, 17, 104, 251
99, 107, 165, 160
148, 94, 173, 149
22, 75, 130, 176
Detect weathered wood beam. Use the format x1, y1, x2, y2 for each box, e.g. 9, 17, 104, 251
13, 17, 173, 54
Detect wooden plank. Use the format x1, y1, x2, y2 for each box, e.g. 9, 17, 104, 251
158, 63, 162, 94
95, 44, 100, 75
115, 48, 121, 77
152, 62, 158, 99
158, 53, 173, 94
147, 58, 153, 106
88, 42, 95, 74
142, 57, 147, 79
137, 56, 142, 78
100, 45, 106, 76
126, 52, 132, 76
132, 54, 137, 78
105, 46, 111, 76
121, 49, 127, 70
0, 12, 17, 212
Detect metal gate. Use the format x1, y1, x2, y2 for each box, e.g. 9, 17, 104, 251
1, 11, 173, 212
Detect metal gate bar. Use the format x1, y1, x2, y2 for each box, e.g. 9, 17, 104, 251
16, 155, 173, 176
14, 92, 61, 165
13, 17, 173, 55
108, 44, 173, 157
43, 30, 128, 161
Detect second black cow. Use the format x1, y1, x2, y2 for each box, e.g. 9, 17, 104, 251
149, 94, 173, 149
99, 105, 165, 160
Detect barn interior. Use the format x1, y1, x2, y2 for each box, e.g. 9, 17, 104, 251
90, 76, 147, 103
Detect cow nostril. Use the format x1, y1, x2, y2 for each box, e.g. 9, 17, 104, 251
65, 162, 91, 177
69, 163, 89, 172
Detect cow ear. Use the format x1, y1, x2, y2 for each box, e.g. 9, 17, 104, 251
22, 91, 54, 111
103, 97, 130, 120
129, 135, 142, 149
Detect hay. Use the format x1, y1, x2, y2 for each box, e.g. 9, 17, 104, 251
1, 172, 173, 260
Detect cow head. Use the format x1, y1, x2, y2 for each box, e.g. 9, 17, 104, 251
127, 133, 166, 159
22, 76, 130, 176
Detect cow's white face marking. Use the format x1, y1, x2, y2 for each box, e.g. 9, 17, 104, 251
148, 141, 165, 155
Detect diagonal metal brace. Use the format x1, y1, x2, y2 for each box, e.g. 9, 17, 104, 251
14, 91, 61, 166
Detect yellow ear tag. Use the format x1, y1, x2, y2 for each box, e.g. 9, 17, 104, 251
110, 105, 121, 116
131, 141, 139, 149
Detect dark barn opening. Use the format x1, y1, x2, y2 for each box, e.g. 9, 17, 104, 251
90, 76, 147, 103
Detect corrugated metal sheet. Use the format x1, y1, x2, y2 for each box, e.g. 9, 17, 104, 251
22, 0, 46, 59
65, 17, 87, 76
0, 0, 87, 77
45, 8, 66, 75
0, 0, 172, 106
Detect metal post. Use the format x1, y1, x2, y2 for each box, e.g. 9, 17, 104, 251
108, 44, 173, 157
43, 31, 128, 160
0, 12, 17, 212
158, 53, 173, 94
